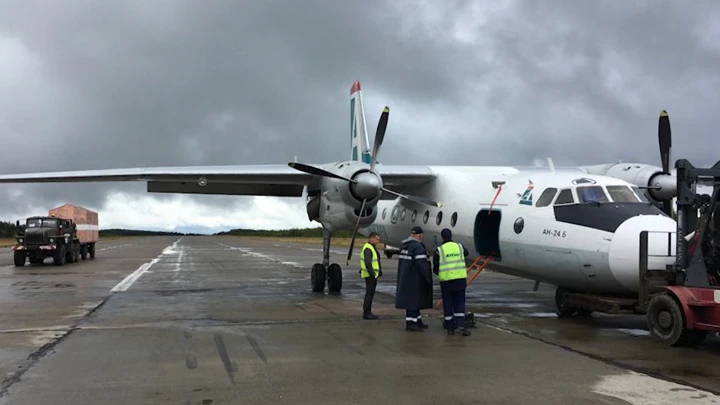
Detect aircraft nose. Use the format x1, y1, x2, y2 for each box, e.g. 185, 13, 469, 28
608, 214, 677, 293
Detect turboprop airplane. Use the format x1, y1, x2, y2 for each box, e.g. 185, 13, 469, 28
0, 81, 684, 316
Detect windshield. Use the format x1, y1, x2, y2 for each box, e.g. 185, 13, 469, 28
576, 186, 609, 203
606, 185, 641, 202
26, 218, 58, 227
631, 186, 650, 202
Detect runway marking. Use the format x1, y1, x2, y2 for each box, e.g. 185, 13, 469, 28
592, 371, 720, 404
110, 237, 183, 292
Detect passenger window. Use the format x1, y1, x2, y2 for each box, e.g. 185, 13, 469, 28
450, 212, 457, 227
411, 209, 417, 223
631, 186, 650, 202
391, 206, 399, 223
535, 188, 558, 207
577, 186, 609, 203
436, 211, 443, 225
382, 208, 387, 219
606, 185, 639, 202
423, 210, 429, 224
554, 189, 574, 205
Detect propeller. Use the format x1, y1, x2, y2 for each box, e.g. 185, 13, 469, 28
657, 110, 673, 216
287, 106, 442, 265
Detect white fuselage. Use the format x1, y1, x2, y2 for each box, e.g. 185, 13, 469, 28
360, 165, 677, 296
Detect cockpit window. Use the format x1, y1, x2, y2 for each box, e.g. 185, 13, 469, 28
576, 186, 609, 203
606, 185, 640, 202
554, 188, 575, 205
535, 188, 557, 207
631, 186, 650, 202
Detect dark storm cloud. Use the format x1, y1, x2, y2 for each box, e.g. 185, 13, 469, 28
0, 0, 472, 217
0, 0, 718, 222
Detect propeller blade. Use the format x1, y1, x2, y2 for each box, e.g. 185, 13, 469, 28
381, 187, 443, 208
370, 106, 389, 171
346, 198, 367, 265
288, 162, 356, 183
659, 110, 672, 173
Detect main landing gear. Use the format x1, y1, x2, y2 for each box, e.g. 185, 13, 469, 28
310, 227, 343, 293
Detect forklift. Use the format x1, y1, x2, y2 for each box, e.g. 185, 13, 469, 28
641, 158, 720, 346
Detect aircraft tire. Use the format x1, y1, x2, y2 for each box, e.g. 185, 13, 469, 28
554, 287, 576, 317
327, 263, 342, 292
311, 263, 326, 293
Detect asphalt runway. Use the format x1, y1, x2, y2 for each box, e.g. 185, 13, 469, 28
0, 235, 719, 404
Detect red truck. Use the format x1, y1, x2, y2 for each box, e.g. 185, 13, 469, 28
13, 204, 99, 266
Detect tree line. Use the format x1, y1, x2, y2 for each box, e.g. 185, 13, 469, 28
0, 221, 353, 238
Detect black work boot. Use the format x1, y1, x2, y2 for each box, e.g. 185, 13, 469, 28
457, 328, 471, 336
363, 313, 379, 320
405, 323, 424, 332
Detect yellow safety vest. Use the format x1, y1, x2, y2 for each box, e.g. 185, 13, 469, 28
360, 242, 380, 278
437, 241, 466, 282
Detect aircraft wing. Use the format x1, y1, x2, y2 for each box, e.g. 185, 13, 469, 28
0, 164, 437, 197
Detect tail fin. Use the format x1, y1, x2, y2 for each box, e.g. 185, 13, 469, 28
350, 81, 371, 163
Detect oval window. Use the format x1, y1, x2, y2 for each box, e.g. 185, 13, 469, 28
450, 212, 457, 227
411, 209, 417, 222
401, 209, 406, 222
436, 211, 443, 225
382, 207, 387, 219
391, 206, 399, 223
514, 217, 524, 234
423, 210, 429, 224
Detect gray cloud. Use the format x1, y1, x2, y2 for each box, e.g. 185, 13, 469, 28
0, 1, 719, 227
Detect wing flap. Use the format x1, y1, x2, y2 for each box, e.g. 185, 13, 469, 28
147, 181, 306, 197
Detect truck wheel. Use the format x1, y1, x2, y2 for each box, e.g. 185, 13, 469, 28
66, 245, 75, 263
14, 251, 25, 267
54, 246, 66, 266
81, 245, 88, 260
647, 293, 693, 346
74, 244, 80, 262
89, 244, 95, 259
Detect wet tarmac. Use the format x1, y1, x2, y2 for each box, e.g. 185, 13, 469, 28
0, 235, 719, 404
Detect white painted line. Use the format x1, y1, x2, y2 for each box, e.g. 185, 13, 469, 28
592, 371, 720, 404
110, 259, 160, 292
110, 237, 182, 292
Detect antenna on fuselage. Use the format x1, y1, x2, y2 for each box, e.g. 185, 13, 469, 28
547, 157, 556, 173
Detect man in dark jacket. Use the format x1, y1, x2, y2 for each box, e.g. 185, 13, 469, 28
395, 226, 433, 331
433, 228, 471, 336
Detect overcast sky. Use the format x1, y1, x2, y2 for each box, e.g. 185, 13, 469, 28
1, 1, 719, 233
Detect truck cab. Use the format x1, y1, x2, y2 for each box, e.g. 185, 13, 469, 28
13, 216, 80, 266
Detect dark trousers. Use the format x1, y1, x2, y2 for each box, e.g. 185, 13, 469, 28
441, 282, 466, 330
363, 277, 377, 314
405, 309, 425, 326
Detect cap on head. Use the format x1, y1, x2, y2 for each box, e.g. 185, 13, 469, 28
411, 226, 423, 235
441, 228, 452, 240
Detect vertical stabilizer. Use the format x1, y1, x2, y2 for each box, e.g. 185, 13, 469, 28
350, 81, 371, 163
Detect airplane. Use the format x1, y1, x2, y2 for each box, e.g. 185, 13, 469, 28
0, 80, 684, 317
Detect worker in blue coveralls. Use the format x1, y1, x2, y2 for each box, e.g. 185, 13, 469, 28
395, 226, 433, 331
433, 228, 471, 336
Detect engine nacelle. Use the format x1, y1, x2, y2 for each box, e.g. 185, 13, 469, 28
304, 161, 383, 232
582, 163, 676, 201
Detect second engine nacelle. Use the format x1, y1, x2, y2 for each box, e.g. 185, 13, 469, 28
582, 163, 676, 201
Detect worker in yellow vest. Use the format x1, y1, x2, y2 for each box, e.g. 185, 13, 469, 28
360, 231, 382, 320
433, 228, 470, 336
